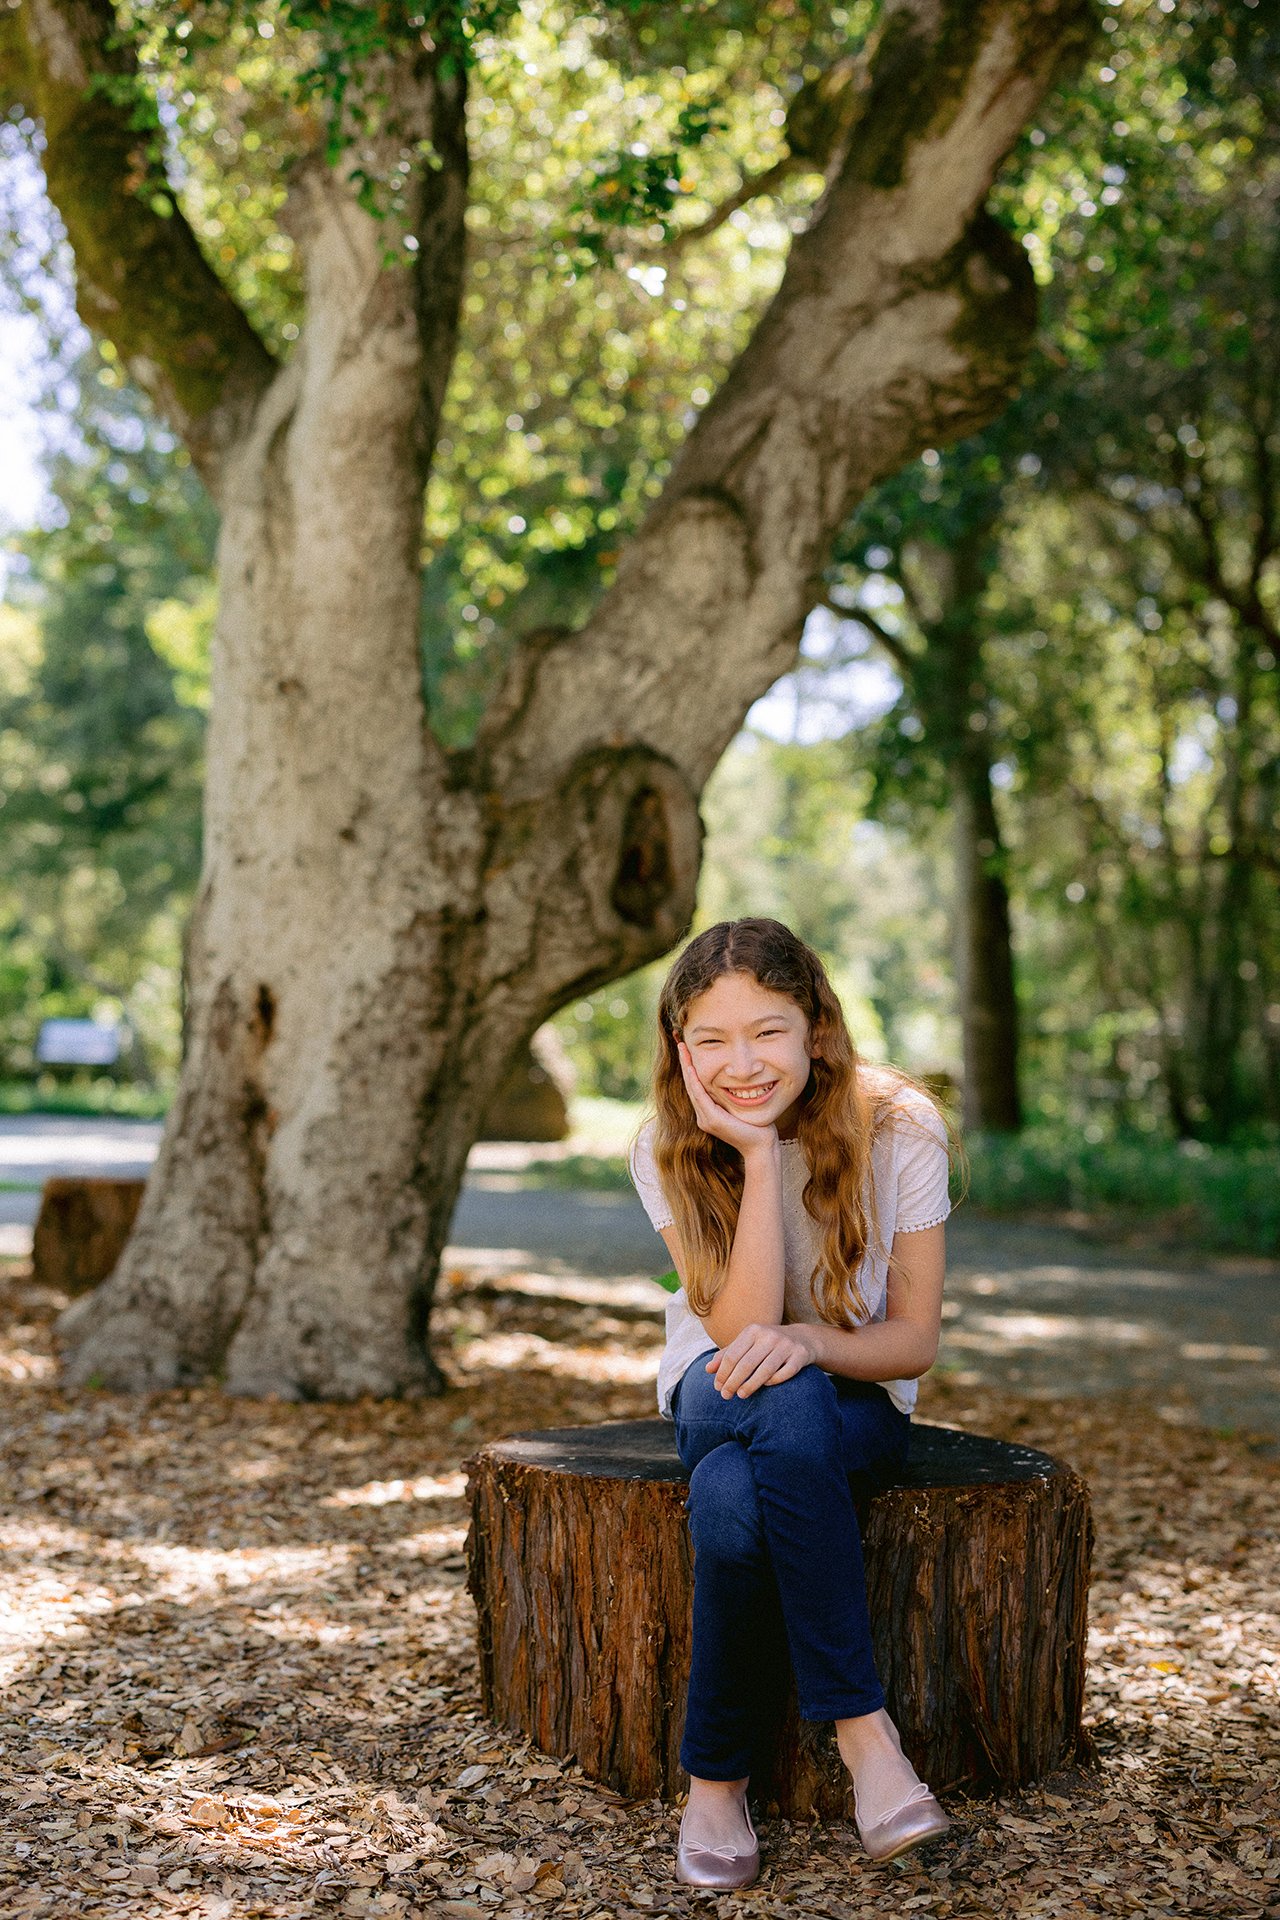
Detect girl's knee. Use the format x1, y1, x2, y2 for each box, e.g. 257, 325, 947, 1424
836, 1385, 911, 1474
687, 1442, 764, 1565
760, 1363, 840, 1430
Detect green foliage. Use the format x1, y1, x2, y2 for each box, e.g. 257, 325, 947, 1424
0, 1078, 170, 1118
0, 361, 212, 1080
515, 1151, 633, 1191
5, 0, 1279, 1171
812, 0, 1280, 1143
698, 730, 954, 1068
962, 1131, 1280, 1257
569, 100, 730, 255
417, 2, 826, 740
555, 964, 663, 1106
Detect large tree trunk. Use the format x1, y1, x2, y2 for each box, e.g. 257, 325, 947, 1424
14, 0, 1094, 1396
952, 753, 1022, 1133
58, 346, 701, 1394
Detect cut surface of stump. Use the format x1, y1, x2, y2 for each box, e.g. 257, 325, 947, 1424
466, 1417, 1093, 1816
32, 1177, 146, 1295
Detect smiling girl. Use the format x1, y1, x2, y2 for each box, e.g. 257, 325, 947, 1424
628, 917, 955, 1890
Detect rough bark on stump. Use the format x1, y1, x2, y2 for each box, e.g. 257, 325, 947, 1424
32, 1178, 146, 1296
466, 1418, 1093, 1813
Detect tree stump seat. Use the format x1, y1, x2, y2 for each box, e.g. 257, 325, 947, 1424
32, 1177, 146, 1295
466, 1417, 1093, 1816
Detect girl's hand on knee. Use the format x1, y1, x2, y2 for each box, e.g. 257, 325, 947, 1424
707, 1324, 819, 1398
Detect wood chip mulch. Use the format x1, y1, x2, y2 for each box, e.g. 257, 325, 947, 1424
0, 1261, 1276, 1920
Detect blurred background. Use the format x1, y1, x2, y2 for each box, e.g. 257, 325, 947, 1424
1, 0, 1277, 1262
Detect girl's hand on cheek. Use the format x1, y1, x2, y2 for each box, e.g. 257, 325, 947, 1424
706, 1323, 818, 1398
677, 1039, 778, 1157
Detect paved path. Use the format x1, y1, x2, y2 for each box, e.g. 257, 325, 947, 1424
453, 1172, 1280, 1441
4, 1117, 1277, 1439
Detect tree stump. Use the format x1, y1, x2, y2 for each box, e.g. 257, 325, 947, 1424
32, 1177, 146, 1295
466, 1418, 1093, 1815
478, 1029, 573, 1143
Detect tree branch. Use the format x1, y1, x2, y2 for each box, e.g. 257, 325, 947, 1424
835, 600, 918, 675
8, 0, 279, 495
488, 0, 1096, 800
620, 53, 868, 263
654, 157, 796, 256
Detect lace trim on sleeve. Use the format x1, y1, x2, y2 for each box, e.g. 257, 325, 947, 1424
894, 1206, 951, 1233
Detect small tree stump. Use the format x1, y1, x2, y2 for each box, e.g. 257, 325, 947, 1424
466, 1418, 1093, 1814
32, 1177, 146, 1295
478, 1030, 574, 1143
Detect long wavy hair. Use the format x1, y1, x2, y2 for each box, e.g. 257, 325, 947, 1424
645, 917, 954, 1323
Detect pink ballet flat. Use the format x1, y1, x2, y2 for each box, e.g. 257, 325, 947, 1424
855, 1780, 951, 1864
675, 1801, 760, 1890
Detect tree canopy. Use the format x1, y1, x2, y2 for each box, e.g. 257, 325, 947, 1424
4, 0, 1278, 1154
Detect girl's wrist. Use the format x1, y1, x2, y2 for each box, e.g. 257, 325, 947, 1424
798, 1323, 827, 1367
739, 1131, 781, 1168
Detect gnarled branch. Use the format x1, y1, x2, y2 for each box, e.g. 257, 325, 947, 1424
488, 0, 1095, 797
7, 0, 279, 495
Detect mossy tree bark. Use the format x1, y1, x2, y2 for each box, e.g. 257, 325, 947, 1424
7, 0, 1089, 1395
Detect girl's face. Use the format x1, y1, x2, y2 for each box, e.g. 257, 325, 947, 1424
679, 970, 816, 1139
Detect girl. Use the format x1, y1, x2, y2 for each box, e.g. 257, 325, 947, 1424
628, 917, 954, 1890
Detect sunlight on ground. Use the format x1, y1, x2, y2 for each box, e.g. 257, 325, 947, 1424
455, 1330, 660, 1385
322, 1474, 468, 1510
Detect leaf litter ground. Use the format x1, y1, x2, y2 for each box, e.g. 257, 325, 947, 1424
0, 1257, 1276, 1920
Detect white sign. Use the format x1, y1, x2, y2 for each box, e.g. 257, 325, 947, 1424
35, 1019, 122, 1067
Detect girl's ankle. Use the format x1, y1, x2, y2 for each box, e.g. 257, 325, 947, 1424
687, 1775, 749, 1800
834, 1707, 899, 1763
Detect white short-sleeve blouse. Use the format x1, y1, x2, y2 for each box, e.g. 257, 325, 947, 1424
628, 1076, 951, 1421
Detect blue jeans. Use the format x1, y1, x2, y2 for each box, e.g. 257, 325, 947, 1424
672, 1353, 910, 1782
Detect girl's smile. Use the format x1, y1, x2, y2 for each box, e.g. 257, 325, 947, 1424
722, 1080, 779, 1105
681, 971, 816, 1136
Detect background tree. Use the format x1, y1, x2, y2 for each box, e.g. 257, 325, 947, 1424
998, 0, 1280, 1141
826, 439, 1026, 1133
0, 360, 212, 1078
0, 0, 1092, 1396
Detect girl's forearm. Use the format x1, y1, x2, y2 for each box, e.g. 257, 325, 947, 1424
803, 1315, 938, 1384
701, 1140, 786, 1346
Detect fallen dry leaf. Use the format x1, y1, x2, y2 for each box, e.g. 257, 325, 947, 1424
187, 1796, 231, 1828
